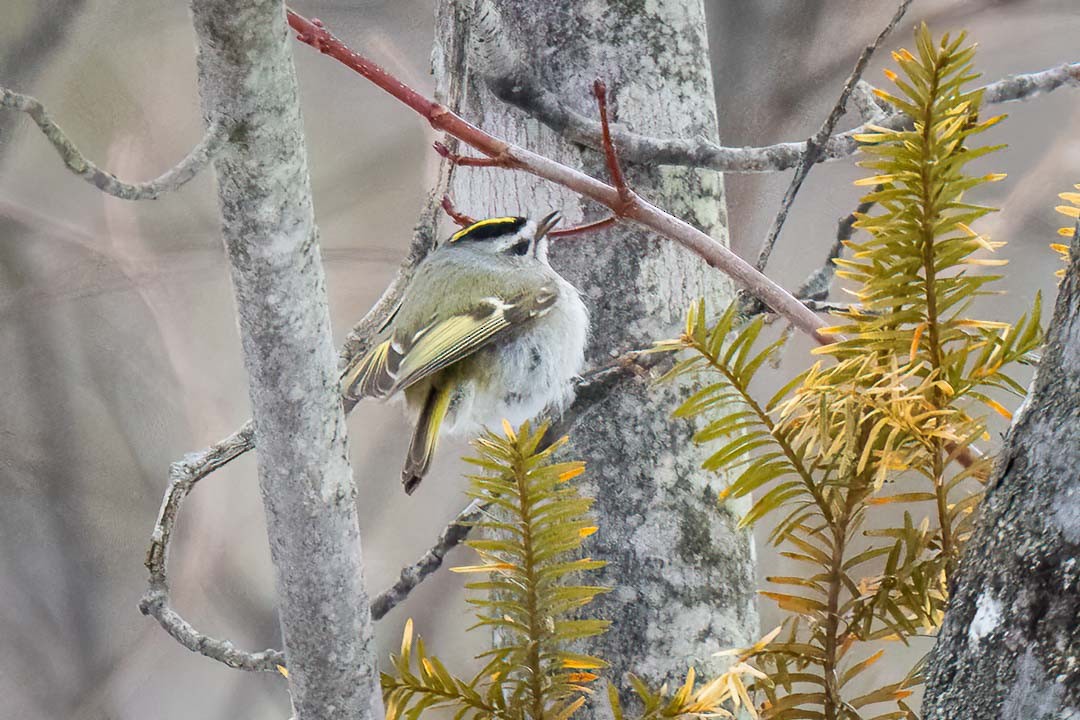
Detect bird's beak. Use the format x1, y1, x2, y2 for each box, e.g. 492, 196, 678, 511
534, 211, 562, 240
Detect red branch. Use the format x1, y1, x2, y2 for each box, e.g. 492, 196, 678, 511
286, 13, 511, 163
443, 192, 617, 238
285, 8, 829, 343
550, 216, 618, 238
434, 141, 507, 168
441, 195, 475, 227
593, 80, 635, 210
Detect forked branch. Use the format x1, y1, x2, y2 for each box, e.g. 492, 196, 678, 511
139, 349, 657, 672
285, 8, 830, 343
441, 192, 617, 239
0, 87, 227, 200
751, 0, 912, 275
136, 3, 1046, 672
486, 60, 1080, 174
440, 194, 476, 227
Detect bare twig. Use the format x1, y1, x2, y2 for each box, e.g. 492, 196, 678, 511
797, 193, 880, 302
549, 215, 617, 238
441, 192, 617, 238
370, 499, 488, 621
593, 79, 635, 210
752, 0, 912, 274
137, 424, 286, 672
140, 588, 285, 670
285, 9, 830, 343
433, 139, 507, 168
0, 87, 227, 200
486, 60, 1080, 174
440, 194, 475, 227
981, 61, 1080, 104
140, 347, 659, 669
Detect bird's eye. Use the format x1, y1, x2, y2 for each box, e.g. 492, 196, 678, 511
507, 238, 531, 256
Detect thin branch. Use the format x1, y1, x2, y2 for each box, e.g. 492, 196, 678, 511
796, 193, 880, 302
285, 9, 831, 343
752, 0, 912, 274
0, 87, 228, 200
440, 194, 475, 227
370, 499, 488, 621
484, 61, 1080, 174
981, 60, 1080, 104
137, 423, 286, 672
549, 215, 617, 238
593, 79, 634, 209
139, 588, 285, 671
140, 188, 447, 671
433, 140, 507, 168
444, 190, 617, 238
140, 347, 658, 669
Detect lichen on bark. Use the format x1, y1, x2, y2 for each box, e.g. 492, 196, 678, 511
432, 0, 757, 701
188, 1, 382, 718
921, 231, 1080, 720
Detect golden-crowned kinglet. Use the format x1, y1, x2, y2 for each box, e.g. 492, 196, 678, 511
343, 212, 589, 494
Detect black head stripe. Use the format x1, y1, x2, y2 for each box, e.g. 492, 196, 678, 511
449, 216, 526, 243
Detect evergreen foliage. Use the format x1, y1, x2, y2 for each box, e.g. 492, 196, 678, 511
383, 422, 760, 720
1056, 183, 1080, 277
660, 25, 1044, 720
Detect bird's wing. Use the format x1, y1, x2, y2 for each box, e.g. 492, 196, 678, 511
342, 285, 559, 400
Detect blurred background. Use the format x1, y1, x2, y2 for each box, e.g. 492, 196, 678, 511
1, 1, 1076, 718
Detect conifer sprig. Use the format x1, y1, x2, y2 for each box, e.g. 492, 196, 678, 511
383, 421, 608, 720
661, 24, 1043, 720
383, 423, 759, 720
1056, 184, 1080, 277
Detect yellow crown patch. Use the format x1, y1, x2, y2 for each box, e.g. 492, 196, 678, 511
450, 216, 525, 243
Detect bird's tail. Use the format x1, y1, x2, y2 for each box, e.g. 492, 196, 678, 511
401, 384, 452, 494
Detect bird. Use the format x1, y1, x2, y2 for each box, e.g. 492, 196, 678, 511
342, 212, 589, 494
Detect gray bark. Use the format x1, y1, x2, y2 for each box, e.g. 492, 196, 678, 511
922, 230, 1080, 719
433, 0, 757, 698
188, 2, 381, 719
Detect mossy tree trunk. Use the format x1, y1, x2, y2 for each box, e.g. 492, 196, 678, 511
189, 1, 382, 718
922, 233, 1080, 719
433, 0, 757, 699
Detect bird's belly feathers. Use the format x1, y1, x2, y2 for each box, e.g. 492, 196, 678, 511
446, 286, 588, 434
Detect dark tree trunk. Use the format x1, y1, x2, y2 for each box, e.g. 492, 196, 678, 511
922, 230, 1080, 719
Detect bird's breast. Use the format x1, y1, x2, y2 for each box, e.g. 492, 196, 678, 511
448, 281, 588, 434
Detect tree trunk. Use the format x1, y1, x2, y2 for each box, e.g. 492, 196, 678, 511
921, 230, 1080, 719
433, 0, 757, 696
188, 2, 382, 718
